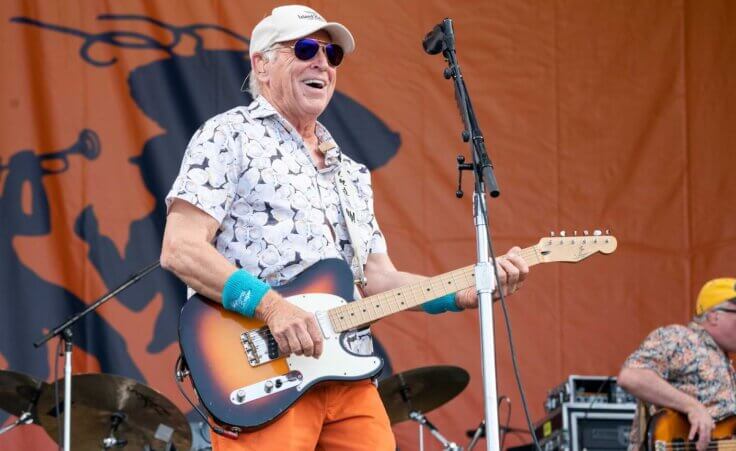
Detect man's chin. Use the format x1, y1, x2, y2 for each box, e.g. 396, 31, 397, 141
299, 98, 329, 116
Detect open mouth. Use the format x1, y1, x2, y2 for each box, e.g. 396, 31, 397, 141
303, 79, 326, 90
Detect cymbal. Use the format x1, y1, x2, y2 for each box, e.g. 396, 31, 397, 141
36, 373, 192, 450
378, 365, 469, 424
0, 369, 46, 422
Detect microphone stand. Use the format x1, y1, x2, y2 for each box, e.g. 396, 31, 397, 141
426, 18, 501, 451
33, 260, 161, 451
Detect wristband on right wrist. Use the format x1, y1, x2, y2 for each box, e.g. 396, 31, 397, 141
221, 269, 271, 318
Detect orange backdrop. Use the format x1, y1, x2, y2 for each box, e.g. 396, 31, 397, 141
1, 1, 735, 450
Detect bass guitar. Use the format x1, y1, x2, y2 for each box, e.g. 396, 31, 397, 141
646, 408, 736, 451
179, 232, 617, 430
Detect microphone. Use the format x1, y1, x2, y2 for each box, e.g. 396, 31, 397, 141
422, 22, 445, 55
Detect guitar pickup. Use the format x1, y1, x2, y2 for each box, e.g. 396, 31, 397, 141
241, 327, 280, 367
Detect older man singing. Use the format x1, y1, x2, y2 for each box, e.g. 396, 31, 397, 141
161, 5, 529, 450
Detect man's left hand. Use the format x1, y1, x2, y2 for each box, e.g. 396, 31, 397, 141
455, 246, 529, 309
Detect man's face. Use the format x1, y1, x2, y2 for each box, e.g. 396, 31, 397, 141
258, 30, 338, 124
707, 302, 736, 352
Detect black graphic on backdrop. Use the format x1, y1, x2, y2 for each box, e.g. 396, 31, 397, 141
0, 131, 144, 426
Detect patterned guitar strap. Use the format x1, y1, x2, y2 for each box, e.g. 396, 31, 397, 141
319, 141, 368, 285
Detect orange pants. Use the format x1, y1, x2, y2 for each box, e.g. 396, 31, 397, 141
211, 379, 396, 451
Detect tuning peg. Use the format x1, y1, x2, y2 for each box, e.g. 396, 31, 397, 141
605, 229, 610, 235
593, 230, 602, 236
574, 230, 578, 236
583, 230, 589, 236
550, 231, 555, 237
560, 231, 566, 237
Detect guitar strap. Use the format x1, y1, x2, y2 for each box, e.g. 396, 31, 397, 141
336, 167, 368, 288
325, 141, 368, 289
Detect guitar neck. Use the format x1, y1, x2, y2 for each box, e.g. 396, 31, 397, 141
328, 245, 544, 332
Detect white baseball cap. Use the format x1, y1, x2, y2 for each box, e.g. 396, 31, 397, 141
249, 5, 355, 59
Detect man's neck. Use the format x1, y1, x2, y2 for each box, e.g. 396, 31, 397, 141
260, 95, 318, 141
258, 95, 325, 167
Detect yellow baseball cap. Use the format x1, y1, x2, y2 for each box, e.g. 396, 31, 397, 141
695, 278, 736, 315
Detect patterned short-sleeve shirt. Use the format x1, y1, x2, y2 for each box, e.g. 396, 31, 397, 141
165, 96, 388, 286
622, 322, 736, 449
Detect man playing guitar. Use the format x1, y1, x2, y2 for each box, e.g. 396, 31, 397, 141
160, 5, 529, 450
618, 278, 736, 451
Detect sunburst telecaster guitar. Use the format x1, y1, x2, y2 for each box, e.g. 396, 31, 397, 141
178, 232, 617, 430
646, 408, 736, 451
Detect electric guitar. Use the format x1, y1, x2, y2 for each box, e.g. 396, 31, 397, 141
178, 232, 617, 430
646, 408, 736, 451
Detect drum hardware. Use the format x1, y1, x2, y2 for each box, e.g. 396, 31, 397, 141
465, 396, 529, 451
33, 259, 161, 451
35, 373, 192, 450
467, 420, 485, 451
101, 412, 128, 449
1, 370, 192, 449
410, 410, 462, 451
378, 365, 470, 451
0, 370, 46, 436
465, 422, 530, 439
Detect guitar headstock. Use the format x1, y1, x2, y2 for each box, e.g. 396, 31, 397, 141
535, 230, 617, 263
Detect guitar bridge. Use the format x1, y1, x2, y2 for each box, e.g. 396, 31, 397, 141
241, 327, 280, 367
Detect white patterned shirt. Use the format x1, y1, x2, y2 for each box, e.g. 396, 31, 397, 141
165, 96, 388, 287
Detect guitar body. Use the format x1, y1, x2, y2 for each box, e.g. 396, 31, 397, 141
646, 408, 736, 451
178, 259, 383, 429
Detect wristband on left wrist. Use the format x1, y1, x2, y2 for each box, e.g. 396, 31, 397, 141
421, 292, 463, 314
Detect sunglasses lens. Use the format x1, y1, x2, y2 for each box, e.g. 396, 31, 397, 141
292, 39, 344, 67
293, 39, 320, 61
325, 44, 344, 67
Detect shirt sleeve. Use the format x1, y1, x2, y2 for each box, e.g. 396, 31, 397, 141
623, 325, 692, 380
165, 117, 244, 224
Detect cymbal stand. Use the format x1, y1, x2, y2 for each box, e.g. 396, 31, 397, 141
0, 379, 41, 436
101, 412, 128, 449
0, 411, 33, 435
409, 411, 461, 451
33, 260, 161, 451
466, 420, 484, 451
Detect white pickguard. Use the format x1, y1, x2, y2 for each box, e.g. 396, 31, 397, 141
284, 293, 382, 389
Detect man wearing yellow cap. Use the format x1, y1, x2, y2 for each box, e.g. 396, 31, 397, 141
618, 278, 736, 451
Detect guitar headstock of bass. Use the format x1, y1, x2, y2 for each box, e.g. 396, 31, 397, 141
536, 229, 617, 263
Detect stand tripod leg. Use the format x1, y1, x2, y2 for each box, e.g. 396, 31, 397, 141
0, 412, 32, 435
63, 329, 73, 451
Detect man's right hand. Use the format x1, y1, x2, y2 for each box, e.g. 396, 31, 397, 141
686, 401, 715, 451
256, 293, 324, 358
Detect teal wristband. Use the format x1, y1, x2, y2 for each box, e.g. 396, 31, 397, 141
422, 293, 463, 314
222, 269, 271, 317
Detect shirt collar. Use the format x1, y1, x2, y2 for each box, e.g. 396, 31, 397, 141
248, 96, 343, 169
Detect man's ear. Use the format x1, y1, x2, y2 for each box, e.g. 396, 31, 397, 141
706, 310, 719, 325
252, 53, 269, 79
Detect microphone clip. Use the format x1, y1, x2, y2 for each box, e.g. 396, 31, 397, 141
456, 154, 474, 198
